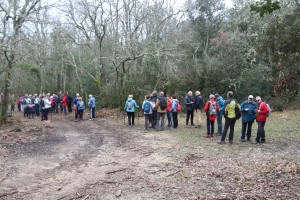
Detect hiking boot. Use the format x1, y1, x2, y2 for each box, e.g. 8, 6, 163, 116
260, 139, 266, 143
206, 134, 211, 138
241, 139, 246, 142
210, 134, 214, 138
252, 140, 259, 144
229, 141, 233, 145
218, 141, 225, 144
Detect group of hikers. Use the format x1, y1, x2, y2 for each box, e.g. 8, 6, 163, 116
125, 90, 270, 144
15, 92, 96, 121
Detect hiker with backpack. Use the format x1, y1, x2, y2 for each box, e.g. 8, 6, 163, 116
124, 94, 139, 127
76, 97, 85, 121
88, 94, 96, 120
194, 91, 204, 128
184, 91, 195, 127
155, 91, 167, 131
215, 93, 225, 136
240, 95, 258, 142
218, 91, 241, 144
142, 95, 155, 131
252, 96, 269, 144
204, 94, 220, 138
171, 96, 180, 129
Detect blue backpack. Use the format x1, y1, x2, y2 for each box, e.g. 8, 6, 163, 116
144, 101, 151, 113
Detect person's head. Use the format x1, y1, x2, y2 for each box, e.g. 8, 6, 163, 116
256, 96, 262, 104
76, 93, 79, 97
159, 91, 164, 97
78, 97, 82, 101
145, 95, 150, 100
227, 91, 234, 98
215, 93, 220, 99
209, 94, 215, 99
188, 91, 193, 97
195, 91, 200, 96
89, 94, 92, 98
248, 95, 254, 102
172, 95, 177, 99
128, 94, 133, 99
152, 90, 157, 96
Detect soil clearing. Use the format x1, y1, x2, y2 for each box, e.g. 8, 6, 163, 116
0, 111, 299, 200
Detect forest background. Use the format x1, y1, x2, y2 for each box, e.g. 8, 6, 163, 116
0, 0, 299, 124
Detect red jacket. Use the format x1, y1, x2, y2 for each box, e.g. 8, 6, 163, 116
62, 95, 67, 107
204, 99, 219, 121
166, 98, 172, 112
256, 102, 269, 122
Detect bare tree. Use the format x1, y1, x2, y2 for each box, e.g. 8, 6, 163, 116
0, 0, 41, 124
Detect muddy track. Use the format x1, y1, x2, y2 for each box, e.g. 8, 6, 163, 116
0, 114, 181, 200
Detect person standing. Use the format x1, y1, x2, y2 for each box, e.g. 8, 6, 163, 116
73, 93, 80, 120
155, 91, 167, 131
124, 95, 139, 127
76, 97, 85, 121
194, 91, 204, 128
88, 94, 96, 120
42, 94, 51, 121
67, 92, 73, 113
215, 93, 225, 136
171, 96, 180, 129
150, 91, 158, 128
34, 94, 40, 117
166, 95, 173, 127
253, 96, 269, 144
142, 95, 155, 131
184, 91, 195, 126
218, 91, 240, 144
204, 94, 219, 138
240, 95, 257, 142
61, 93, 67, 115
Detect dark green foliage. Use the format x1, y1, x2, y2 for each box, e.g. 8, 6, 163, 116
250, 0, 281, 17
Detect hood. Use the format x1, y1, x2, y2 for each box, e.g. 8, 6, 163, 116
127, 98, 133, 101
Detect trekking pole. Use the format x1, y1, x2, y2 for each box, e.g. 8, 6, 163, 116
123, 110, 126, 126
137, 107, 140, 126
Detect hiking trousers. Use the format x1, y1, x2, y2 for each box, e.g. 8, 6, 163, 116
127, 112, 135, 126
221, 118, 236, 142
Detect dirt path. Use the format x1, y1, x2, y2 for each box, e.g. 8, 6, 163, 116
0, 113, 186, 200
0, 112, 300, 199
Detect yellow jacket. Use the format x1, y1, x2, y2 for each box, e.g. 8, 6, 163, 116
225, 100, 240, 119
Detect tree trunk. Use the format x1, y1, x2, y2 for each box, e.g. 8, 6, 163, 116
1, 53, 14, 125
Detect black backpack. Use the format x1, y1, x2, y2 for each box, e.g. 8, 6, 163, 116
40, 99, 45, 107
235, 102, 241, 120
159, 97, 167, 110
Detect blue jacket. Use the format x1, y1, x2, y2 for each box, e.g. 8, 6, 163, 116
76, 100, 85, 110
241, 100, 257, 122
216, 96, 225, 115
88, 97, 96, 108
124, 98, 138, 112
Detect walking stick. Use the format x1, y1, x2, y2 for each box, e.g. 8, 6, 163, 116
123, 110, 126, 126
137, 107, 140, 126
